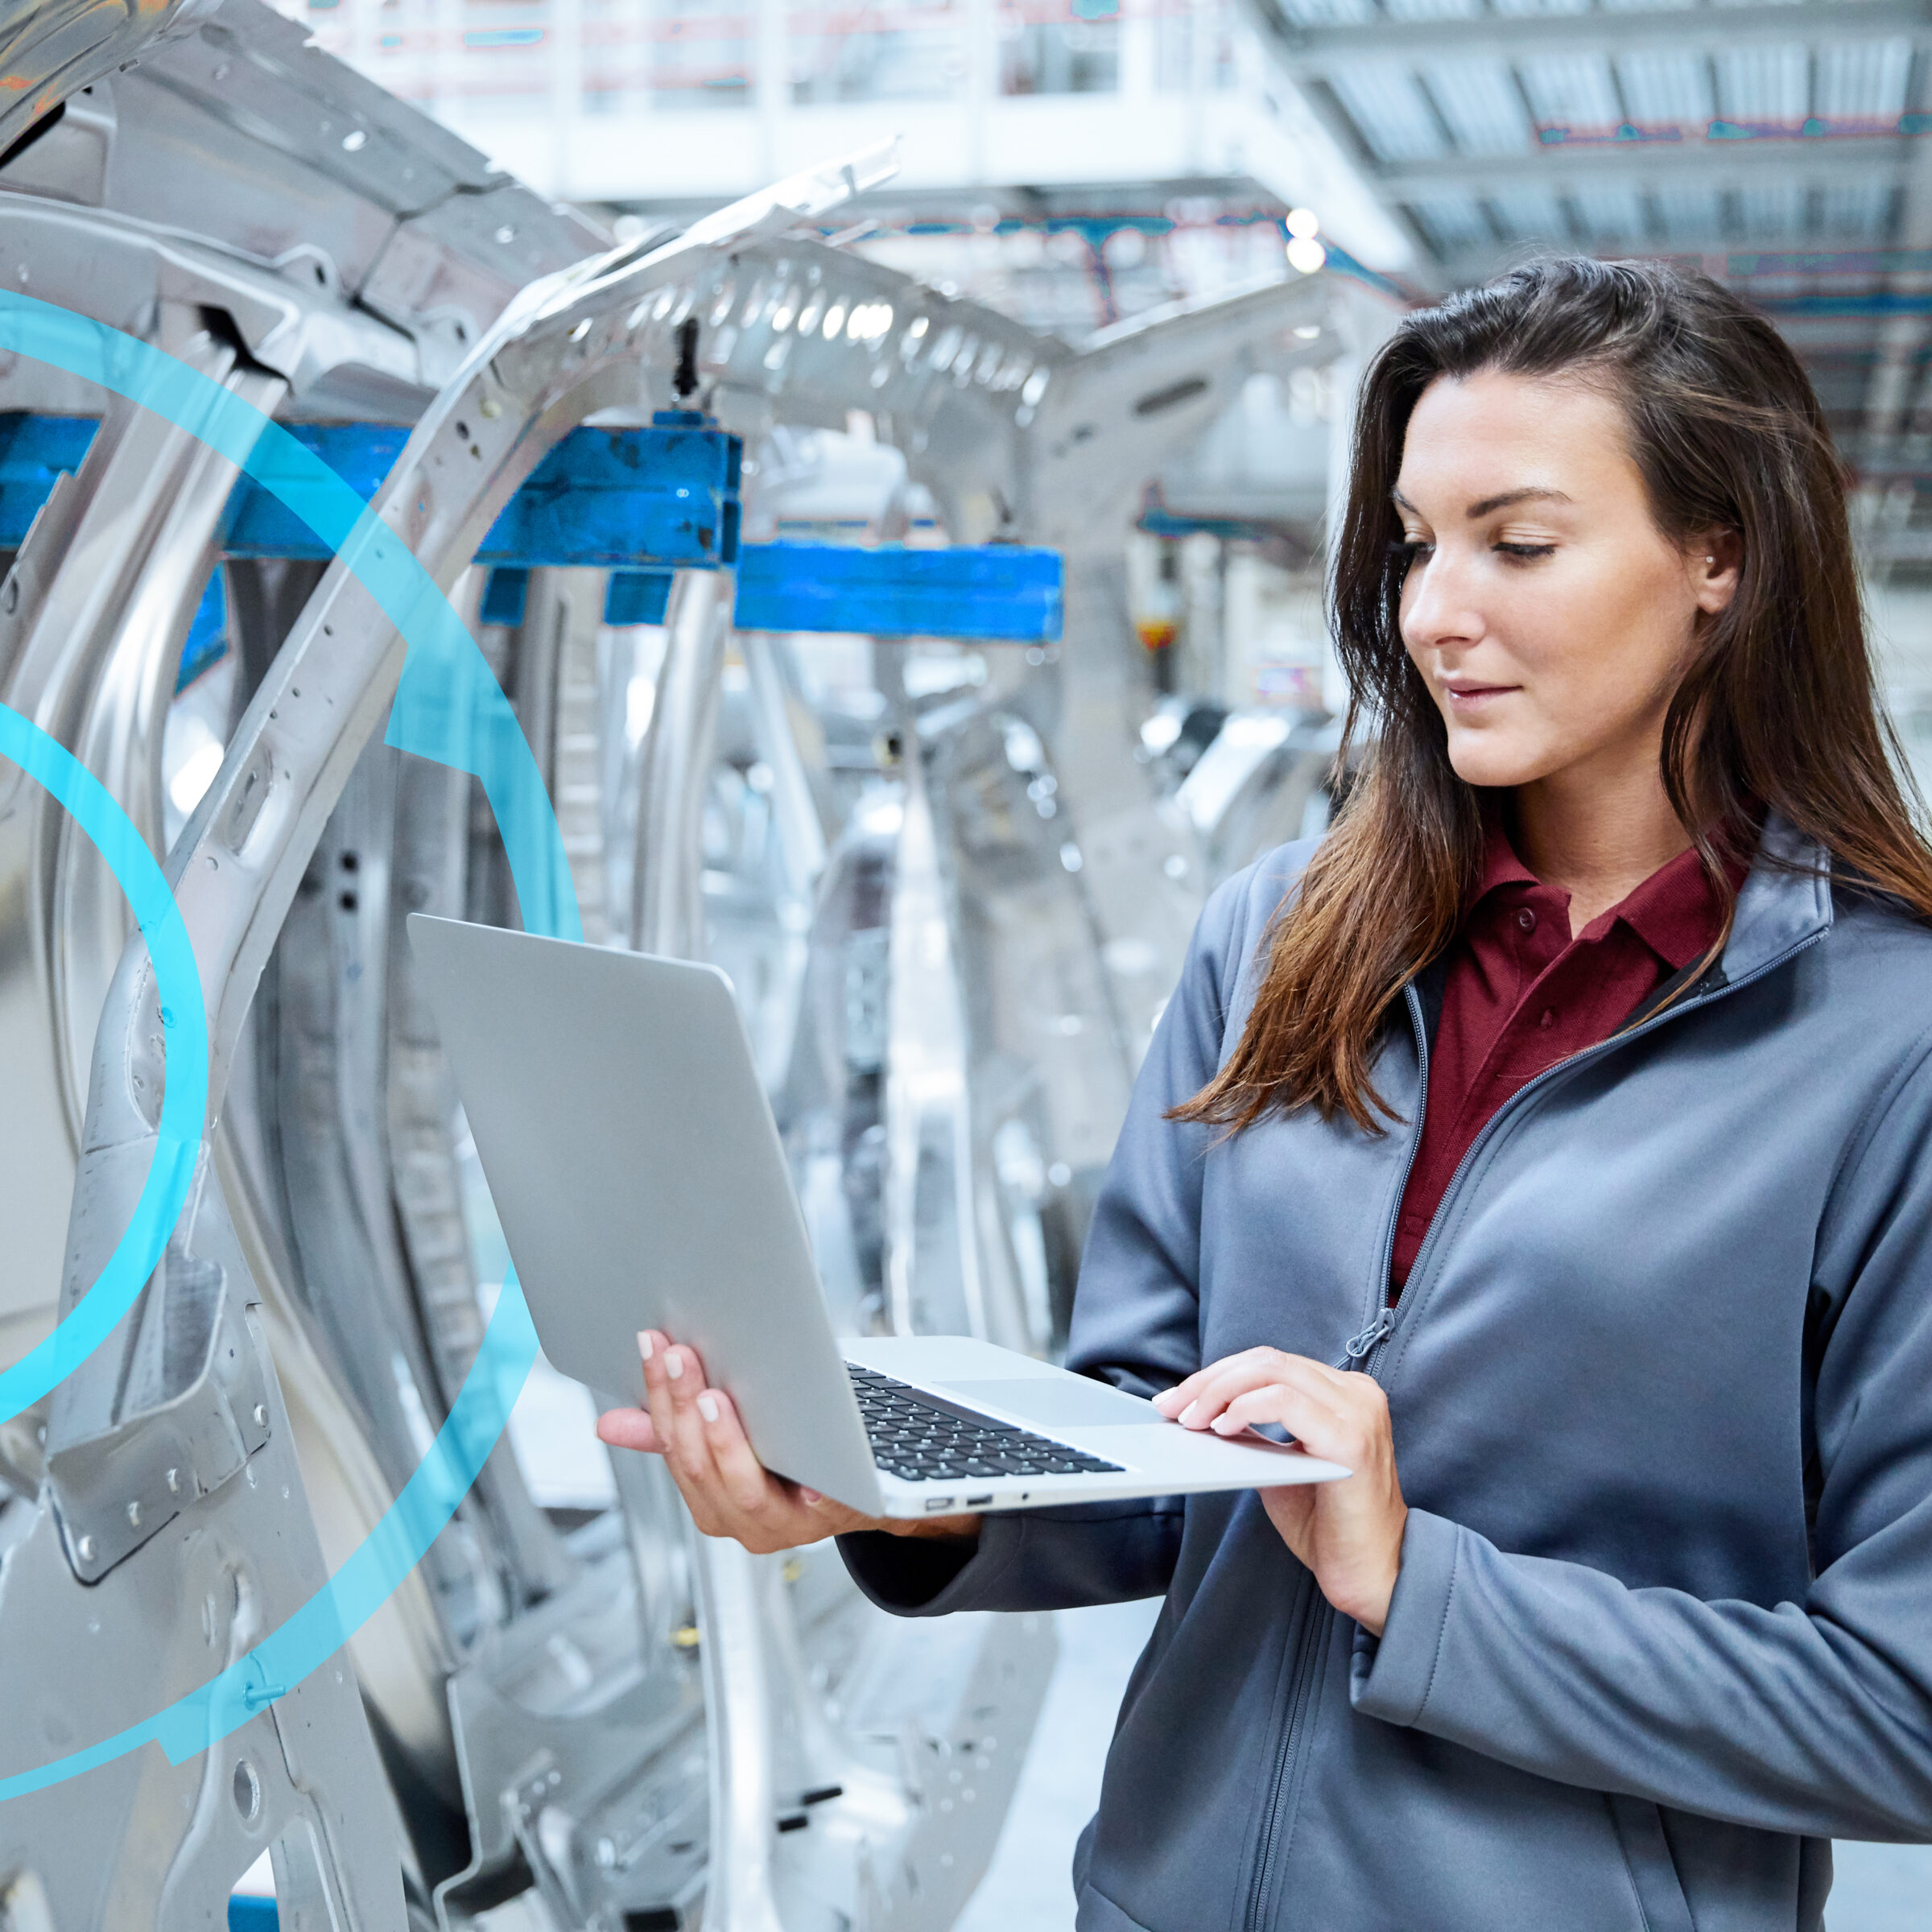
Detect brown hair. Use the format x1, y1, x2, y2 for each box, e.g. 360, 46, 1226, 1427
1177, 254, 1932, 1135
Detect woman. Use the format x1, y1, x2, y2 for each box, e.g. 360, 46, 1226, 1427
597, 257, 1932, 1930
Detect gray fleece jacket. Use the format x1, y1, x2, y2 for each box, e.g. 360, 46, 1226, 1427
838, 819, 1932, 1932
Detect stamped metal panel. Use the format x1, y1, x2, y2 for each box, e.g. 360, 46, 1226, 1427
53, 0, 603, 399
11, 141, 902, 1932
0, 324, 284, 1368
0, 1194, 408, 1932
1026, 271, 1340, 550
0, 0, 216, 150
0, 192, 425, 415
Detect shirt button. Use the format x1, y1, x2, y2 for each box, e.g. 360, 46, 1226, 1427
1516, 907, 1537, 933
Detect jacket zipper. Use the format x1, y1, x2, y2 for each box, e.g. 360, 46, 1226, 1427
1249, 986, 1435, 1932
1245, 1573, 1329, 1932
1361, 921, 1826, 1379
1245, 920, 1827, 1926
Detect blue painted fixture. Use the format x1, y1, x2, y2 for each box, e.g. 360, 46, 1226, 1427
224, 414, 742, 568
220, 420, 407, 555
0, 415, 1063, 650
603, 568, 674, 627
0, 416, 227, 693
0, 411, 92, 547
0, 415, 742, 570
178, 573, 229, 691
473, 411, 741, 568
733, 541, 1062, 642
479, 565, 530, 629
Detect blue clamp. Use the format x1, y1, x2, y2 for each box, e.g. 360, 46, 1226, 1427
0, 415, 1061, 650
223, 416, 742, 572
732, 542, 1062, 642
0, 411, 92, 547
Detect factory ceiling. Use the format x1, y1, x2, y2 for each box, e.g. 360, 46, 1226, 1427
1251, 0, 1932, 569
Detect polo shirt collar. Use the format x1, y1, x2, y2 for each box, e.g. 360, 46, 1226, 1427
1462, 804, 1833, 985
1470, 810, 1729, 972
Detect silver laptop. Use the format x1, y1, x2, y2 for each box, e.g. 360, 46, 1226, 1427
407, 915, 1346, 1518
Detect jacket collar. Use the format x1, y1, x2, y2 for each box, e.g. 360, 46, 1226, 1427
1723, 811, 1833, 983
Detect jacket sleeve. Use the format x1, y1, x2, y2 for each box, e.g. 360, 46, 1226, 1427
838, 857, 1282, 1619
1352, 1036, 1932, 1841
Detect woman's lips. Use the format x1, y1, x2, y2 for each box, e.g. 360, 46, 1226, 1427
1443, 683, 1517, 709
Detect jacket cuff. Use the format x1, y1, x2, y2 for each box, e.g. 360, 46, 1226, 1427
1348, 1508, 1461, 1728
836, 1513, 1029, 1616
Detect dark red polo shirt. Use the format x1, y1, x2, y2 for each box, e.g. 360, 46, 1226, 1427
1389, 820, 1729, 1295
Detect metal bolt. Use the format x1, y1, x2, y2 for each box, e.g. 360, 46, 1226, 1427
252, 1405, 267, 1427
126, 1501, 141, 1528
76, 1534, 95, 1563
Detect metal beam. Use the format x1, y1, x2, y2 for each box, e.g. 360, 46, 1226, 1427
1850, 94, 1932, 564
1290, 67, 1447, 292
1428, 236, 1932, 290
1279, 0, 1932, 70
1857, 527, 1932, 559
1375, 136, 1918, 195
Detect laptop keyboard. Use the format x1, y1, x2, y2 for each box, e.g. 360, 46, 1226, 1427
847, 1364, 1125, 1481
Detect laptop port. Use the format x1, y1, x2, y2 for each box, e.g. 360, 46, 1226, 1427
966, 1493, 993, 1507
924, 1496, 956, 1512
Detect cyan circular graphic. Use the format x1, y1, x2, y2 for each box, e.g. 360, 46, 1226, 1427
0, 287, 579, 1796
0, 710, 208, 1426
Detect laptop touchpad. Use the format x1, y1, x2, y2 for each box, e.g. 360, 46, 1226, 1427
938, 1377, 1160, 1429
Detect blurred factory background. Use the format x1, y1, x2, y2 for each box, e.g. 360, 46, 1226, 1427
271, 3, 1932, 1921
283, 0, 1932, 781
1, 0, 1930, 1924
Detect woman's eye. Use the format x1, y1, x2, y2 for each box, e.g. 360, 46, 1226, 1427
1393, 539, 1433, 566
1496, 542, 1557, 561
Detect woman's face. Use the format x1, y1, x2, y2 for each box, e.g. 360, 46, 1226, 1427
1394, 369, 1736, 795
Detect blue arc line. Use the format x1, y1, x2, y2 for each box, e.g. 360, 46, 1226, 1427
0, 708, 208, 1428
0, 288, 580, 1798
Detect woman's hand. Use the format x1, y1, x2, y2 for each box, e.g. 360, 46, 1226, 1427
1154, 1348, 1406, 1635
595, 1331, 980, 1552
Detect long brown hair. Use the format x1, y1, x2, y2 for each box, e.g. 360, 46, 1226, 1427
1178, 254, 1932, 1135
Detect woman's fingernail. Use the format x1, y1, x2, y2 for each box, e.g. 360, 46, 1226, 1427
638, 1331, 654, 1361
697, 1393, 718, 1422
1179, 1401, 1202, 1427
666, 1354, 683, 1381
799, 1488, 824, 1505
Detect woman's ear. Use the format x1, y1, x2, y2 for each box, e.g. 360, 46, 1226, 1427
1692, 530, 1742, 616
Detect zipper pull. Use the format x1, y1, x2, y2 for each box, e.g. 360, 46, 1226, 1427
1340, 1306, 1395, 1368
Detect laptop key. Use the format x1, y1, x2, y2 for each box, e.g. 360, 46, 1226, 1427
847, 1364, 1126, 1480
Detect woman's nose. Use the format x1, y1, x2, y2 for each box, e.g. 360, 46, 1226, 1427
1401, 548, 1484, 653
